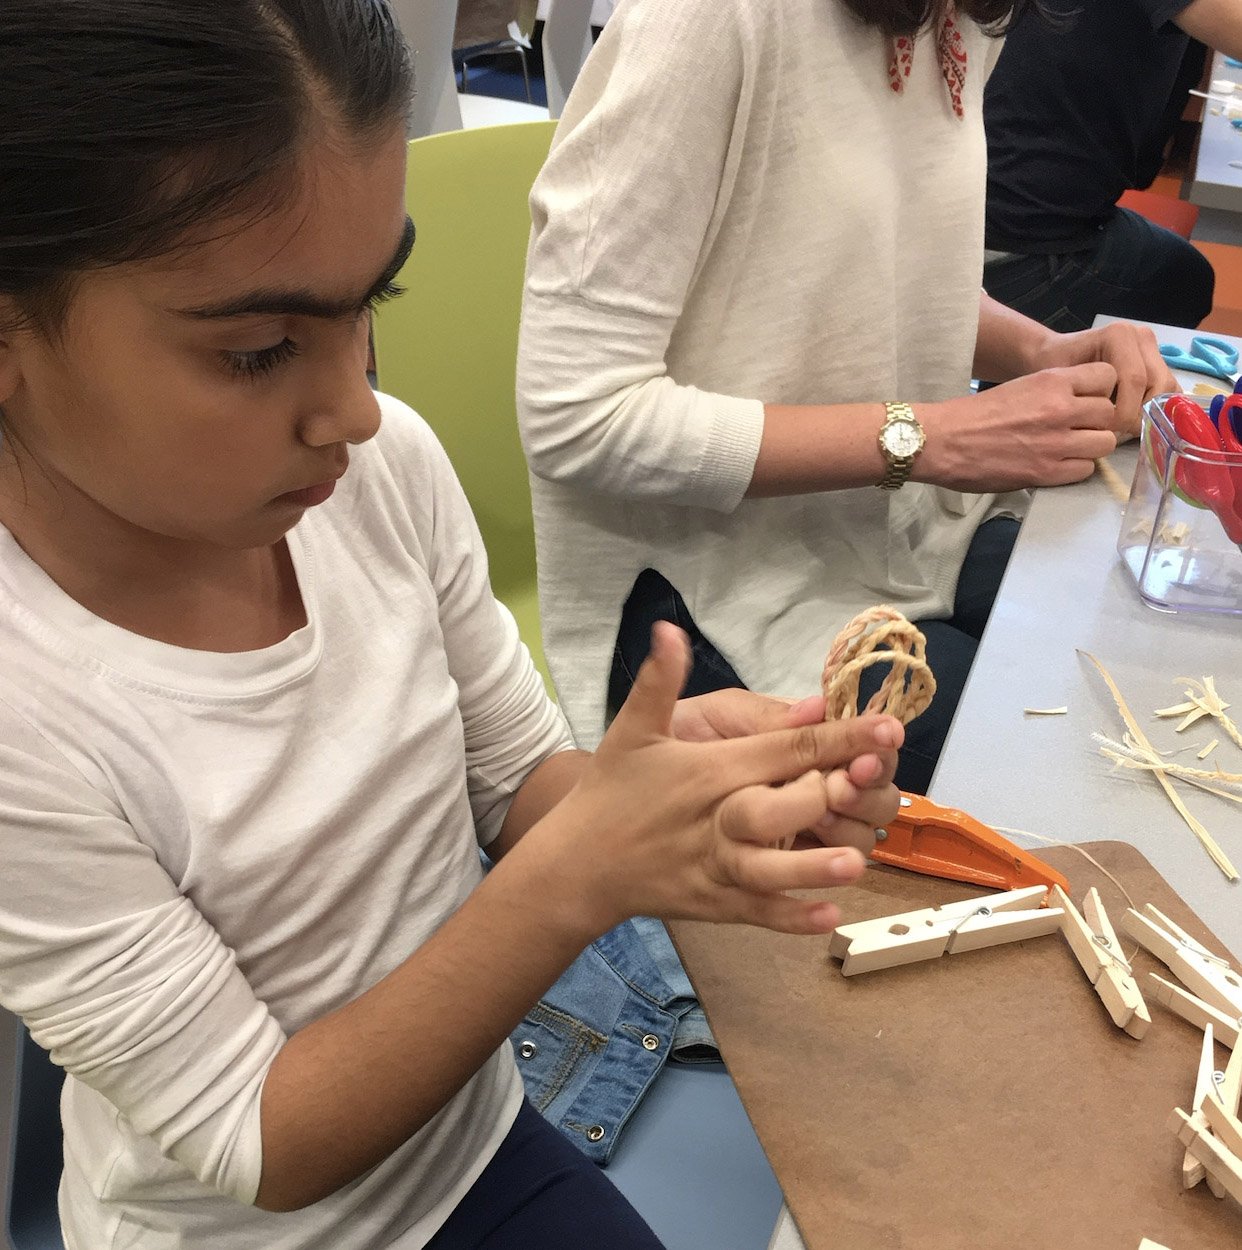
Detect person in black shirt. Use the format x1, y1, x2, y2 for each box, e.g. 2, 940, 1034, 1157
982, 0, 1235, 331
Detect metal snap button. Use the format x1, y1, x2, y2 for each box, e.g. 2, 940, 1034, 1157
586, 1124, 605, 1143
518, 1040, 538, 1060
642, 1034, 660, 1052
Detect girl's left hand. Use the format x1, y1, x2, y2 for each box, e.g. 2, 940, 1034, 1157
670, 688, 900, 853
669, 688, 826, 743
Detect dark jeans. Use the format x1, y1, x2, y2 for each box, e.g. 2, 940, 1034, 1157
425, 1100, 665, 1249
983, 206, 1214, 332
608, 516, 1021, 796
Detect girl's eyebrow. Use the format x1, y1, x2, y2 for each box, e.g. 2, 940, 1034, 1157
173, 216, 415, 321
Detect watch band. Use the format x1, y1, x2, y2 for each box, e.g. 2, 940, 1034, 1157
878, 458, 913, 490
877, 401, 923, 491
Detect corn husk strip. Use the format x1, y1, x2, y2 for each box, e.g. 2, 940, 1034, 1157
1081, 653, 1238, 881
1094, 457, 1131, 503
1098, 732, 1242, 808
1156, 698, 1221, 732
1183, 779, 1242, 807
1176, 677, 1242, 751
1095, 748, 1242, 806
1092, 733, 1242, 788
1200, 739, 1220, 761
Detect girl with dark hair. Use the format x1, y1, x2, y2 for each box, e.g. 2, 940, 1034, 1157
517, 0, 1179, 790
0, 2, 904, 1246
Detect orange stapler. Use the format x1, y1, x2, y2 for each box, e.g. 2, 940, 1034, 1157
871, 793, 1070, 896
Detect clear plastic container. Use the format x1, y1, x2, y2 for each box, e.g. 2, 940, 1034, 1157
1118, 394, 1242, 615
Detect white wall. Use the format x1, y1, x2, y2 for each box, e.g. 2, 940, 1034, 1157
389, 0, 463, 137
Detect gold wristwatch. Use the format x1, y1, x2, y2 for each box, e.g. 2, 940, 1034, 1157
876, 401, 925, 490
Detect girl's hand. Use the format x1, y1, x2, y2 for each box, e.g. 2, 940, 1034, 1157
670, 686, 902, 854
668, 688, 829, 743
531, 624, 902, 940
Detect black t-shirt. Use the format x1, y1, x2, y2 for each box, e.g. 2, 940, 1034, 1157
984, 0, 1205, 253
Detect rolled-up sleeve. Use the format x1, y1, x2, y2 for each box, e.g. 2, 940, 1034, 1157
516, 0, 765, 513
0, 705, 285, 1205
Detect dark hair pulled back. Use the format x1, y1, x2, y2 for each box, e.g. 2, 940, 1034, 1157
842, 0, 1034, 38
0, 0, 412, 326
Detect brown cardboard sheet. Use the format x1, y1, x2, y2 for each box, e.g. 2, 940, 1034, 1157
667, 842, 1242, 1250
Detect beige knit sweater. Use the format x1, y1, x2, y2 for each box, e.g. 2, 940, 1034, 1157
518, 0, 1023, 747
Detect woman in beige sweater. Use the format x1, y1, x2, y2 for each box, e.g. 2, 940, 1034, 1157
518, 0, 1174, 791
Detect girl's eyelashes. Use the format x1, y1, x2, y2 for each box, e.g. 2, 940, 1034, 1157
221, 338, 301, 380
217, 283, 403, 380
366, 279, 405, 310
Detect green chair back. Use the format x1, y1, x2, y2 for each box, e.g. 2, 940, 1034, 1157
372, 121, 557, 688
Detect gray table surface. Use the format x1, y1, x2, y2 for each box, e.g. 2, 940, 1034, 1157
1190, 51, 1242, 214
770, 320, 1242, 1250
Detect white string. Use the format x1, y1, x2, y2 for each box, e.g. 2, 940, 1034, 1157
988, 823, 1141, 964
989, 824, 1138, 912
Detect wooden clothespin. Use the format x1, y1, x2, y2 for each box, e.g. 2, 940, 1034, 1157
1166, 1017, 1242, 1202
828, 885, 1061, 976
1206, 1036, 1242, 1199
1168, 1098, 1242, 1204
1147, 973, 1240, 1050
1052, 885, 1150, 1039
1121, 905, 1242, 1025
1183, 1025, 1217, 1189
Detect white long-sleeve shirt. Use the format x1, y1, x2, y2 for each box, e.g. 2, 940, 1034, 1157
0, 395, 573, 1249
517, 0, 1025, 748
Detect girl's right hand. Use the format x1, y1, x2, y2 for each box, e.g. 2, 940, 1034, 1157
527, 623, 902, 942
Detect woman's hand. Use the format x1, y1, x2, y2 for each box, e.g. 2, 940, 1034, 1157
528, 624, 902, 941
918, 363, 1121, 492
1029, 320, 1176, 440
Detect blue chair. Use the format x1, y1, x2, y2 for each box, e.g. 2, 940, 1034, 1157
1, 1010, 65, 1250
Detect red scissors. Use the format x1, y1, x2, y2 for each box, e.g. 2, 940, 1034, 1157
1162, 394, 1242, 547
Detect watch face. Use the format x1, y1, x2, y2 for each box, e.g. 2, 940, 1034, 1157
883, 419, 924, 458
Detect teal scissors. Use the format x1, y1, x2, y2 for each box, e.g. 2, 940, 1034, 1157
1159, 336, 1240, 383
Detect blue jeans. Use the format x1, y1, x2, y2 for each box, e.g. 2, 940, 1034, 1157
424, 1100, 664, 1249
608, 516, 1021, 795
983, 207, 1214, 333
509, 916, 716, 1164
